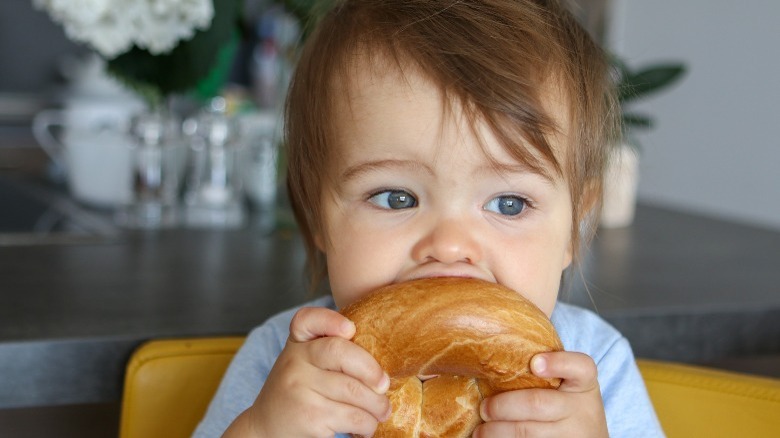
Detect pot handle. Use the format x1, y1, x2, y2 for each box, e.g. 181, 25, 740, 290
32, 109, 67, 171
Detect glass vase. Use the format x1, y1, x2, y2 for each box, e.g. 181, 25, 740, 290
115, 107, 185, 228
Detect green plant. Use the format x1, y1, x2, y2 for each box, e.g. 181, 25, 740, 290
106, 0, 244, 107
613, 56, 686, 148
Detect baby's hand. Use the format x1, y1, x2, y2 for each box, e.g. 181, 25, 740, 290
474, 351, 608, 437
224, 307, 391, 437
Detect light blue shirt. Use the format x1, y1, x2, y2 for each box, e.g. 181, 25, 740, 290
193, 296, 664, 437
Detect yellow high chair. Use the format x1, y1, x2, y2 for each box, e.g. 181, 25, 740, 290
119, 337, 780, 438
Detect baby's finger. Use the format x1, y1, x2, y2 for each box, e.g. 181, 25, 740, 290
480, 388, 566, 423
322, 399, 385, 437
289, 307, 356, 342
473, 420, 559, 438
313, 370, 392, 422
308, 336, 391, 395
531, 351, 599, 393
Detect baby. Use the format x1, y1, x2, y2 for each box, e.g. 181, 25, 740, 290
195, 0, 663, 436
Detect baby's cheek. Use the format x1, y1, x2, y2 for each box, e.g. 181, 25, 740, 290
341, 234, 412, 298
327, 254, 393, 309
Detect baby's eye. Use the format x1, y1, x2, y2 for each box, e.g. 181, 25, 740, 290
368, 190, 417, 209
484, 195, 526, 216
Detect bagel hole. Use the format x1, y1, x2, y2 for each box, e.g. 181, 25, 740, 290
417, 374, 440, 382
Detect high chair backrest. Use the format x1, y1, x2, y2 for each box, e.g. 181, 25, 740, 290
638, 358, 780, 437
119, 337, 245, 438
119, 337, 780, 438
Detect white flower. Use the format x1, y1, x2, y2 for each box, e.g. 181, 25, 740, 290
34, 0, 214, 58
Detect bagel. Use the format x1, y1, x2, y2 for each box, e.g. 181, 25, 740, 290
340, 277, 563, 437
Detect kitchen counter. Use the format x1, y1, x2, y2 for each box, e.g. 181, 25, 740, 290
1, 192, 780, 410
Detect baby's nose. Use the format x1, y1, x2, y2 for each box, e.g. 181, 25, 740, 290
412, 216, 482, 264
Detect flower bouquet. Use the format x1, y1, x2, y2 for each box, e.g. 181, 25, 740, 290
34, 0, 245, 228
34, 0, 243, 106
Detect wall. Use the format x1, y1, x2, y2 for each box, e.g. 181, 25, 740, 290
0, 0, 84, 93
609, 0, 780, 230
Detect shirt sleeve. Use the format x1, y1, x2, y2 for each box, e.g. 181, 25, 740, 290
191, 317, 287, 437
596, 336, 665, 437
552, 303, 665, 437
192, 296, 338, 438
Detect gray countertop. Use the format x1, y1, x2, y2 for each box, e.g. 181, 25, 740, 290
1, 192, 780, 408
570, 207, 780, 365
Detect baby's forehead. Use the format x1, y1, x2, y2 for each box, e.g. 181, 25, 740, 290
330, 50, 424, 106
326, 55, 573, 179
335, 49, 571, 124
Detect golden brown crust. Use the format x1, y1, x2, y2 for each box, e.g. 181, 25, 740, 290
383, 377, 421, 437
420, 375, 481, 438
341, 277, 563, 437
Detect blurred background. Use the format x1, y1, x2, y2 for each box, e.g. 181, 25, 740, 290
609, 0, 780, 231
0, 1, 778, 437
2, 0, 778, 230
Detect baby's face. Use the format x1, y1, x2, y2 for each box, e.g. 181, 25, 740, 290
316, 63, 574, 317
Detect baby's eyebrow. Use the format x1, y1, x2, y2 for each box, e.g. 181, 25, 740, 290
341, 159, 433, 181
479, 161, 556, 184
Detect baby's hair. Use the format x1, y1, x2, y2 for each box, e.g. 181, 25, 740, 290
285, 0, 620, 290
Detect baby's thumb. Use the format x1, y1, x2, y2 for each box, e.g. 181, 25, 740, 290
288, 307, 356, 343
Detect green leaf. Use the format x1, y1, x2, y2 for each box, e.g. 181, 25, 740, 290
610, 54, 632, 80
622, 112, 653, 129
619, 64, 686, 103
106, 0, 243, 103
193, 32, 240, 101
